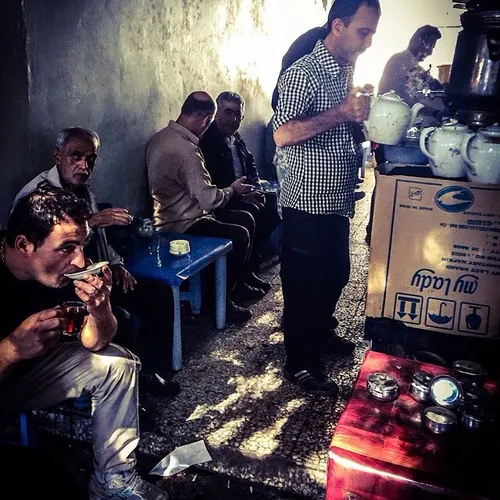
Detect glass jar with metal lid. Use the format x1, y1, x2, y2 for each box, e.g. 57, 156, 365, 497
366, 372, 399, 402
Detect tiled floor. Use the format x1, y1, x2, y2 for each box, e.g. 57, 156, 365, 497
146, 165, 376, 498
32, 163, 376, 499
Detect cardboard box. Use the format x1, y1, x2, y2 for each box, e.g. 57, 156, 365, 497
366, 171, 500, 339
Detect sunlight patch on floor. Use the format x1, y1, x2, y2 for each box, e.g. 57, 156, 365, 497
269, 331, 284, 344
206, 417, 248, 447
228, 369, 283, 397
187, 370, 284, 424
254, 310, 279, 326
239, 399, 307, 458
210, 349, 244, 367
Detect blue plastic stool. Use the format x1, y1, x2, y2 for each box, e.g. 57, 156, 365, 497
19, 411, 34, 447
73, 393, 91, 410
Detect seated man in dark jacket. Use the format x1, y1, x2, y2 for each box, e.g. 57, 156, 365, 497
200, 92, 281, 289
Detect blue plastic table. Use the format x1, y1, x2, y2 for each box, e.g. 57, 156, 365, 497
125, 232, 233, 371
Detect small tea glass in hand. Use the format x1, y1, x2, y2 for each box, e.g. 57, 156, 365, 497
62, 301, 88, 336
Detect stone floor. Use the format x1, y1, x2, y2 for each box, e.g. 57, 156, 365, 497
30, 164, 376, 499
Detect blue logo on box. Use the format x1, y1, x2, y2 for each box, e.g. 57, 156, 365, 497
435, 186, 474, 212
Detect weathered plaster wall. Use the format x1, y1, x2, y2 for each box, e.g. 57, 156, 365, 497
0, 0, 29, 226
0, 0, 325, 223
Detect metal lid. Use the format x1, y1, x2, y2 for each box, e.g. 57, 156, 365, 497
411, 371, 433, 390
429, 375, 464, 409
452, 360, 487, 378
367, 372, 398, 391
424, 406, 457, 425
441, 118, 469, 131
480, 124, 500, 138
380, 90, 405, 103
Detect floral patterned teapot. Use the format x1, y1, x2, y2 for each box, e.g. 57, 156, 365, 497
460, 124, 500, 184
364, 90, 425, 146
419, 119, 470, 178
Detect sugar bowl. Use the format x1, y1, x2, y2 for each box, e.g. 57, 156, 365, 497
423, 406, 457, 434
366, 372, 399, 402
409, 371, 433, 403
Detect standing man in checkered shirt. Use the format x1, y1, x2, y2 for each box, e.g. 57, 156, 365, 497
273, 0, 381, 397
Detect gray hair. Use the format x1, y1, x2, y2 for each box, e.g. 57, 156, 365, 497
216, 91, 245, 110
55, 127, 100, 151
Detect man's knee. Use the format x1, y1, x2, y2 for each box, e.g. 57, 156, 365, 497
93, 343, 141, 375
232, 225, 251, 252
232, 210, 256, 235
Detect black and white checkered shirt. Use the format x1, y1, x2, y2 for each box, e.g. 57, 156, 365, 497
273, 40, 360, 217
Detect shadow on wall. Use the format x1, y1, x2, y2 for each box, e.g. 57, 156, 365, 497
90, 98, 157, 219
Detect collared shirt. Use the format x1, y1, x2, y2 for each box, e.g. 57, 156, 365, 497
199, 122, 260, 189
271, 26, 328, 111
229, 136, 245, 178
273, 40, 360, 217
11, 166, 122, 266
146, 120, 233, 233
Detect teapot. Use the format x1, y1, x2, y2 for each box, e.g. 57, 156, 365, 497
460, 124, 500, 184
419, 119, 469, 179
364, 90, 425, 146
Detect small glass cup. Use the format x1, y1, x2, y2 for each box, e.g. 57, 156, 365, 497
62, 301, 88, 336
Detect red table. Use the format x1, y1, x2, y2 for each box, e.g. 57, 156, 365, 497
326, 351, 500, 499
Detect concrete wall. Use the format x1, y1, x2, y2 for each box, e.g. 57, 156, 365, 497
0, 0, 461, 226
0, 0, 29, 227
0, 0, 327, 224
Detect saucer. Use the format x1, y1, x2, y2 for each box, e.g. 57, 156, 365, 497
64, 261, 109, 280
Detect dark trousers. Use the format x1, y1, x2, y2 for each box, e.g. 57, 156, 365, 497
186, 210, 253, 300
219, 193, 281, 270
280, 208, 350, 373
112, 278, 174, 377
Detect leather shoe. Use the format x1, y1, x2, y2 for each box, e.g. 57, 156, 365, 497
284, 368, 339, 397
139, 372, 181, 398
245, 272, 271, 293
227, 299, 252, 322
232, 282, 266, 302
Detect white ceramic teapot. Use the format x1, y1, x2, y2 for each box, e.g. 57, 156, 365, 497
364, 90, 425, 146
419, 119, 470, 178
460, 124, 500, 184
